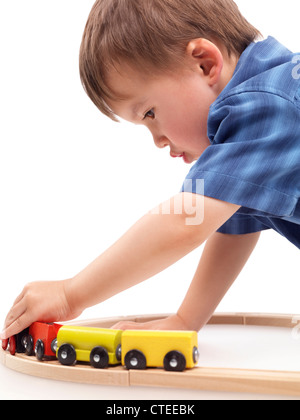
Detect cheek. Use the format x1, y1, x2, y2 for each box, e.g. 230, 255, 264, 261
164, 105, 207, 144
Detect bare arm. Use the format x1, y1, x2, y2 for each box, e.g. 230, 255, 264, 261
177, 231, 261, 331
114, 231, 260, 331
1, 193, 239, 339
65, 195, 239, 314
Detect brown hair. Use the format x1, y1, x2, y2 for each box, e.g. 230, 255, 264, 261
79, 0, 261, 120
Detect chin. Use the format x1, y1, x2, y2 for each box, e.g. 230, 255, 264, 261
187, 155, 200, 164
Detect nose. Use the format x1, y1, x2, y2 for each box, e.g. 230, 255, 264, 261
153, 135, 170, 149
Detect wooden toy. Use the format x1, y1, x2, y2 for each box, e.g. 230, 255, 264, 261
121, 330, 199, 371
2, 337, 15, 355
56, 326, 198, 371
56, 326, 122, 368
2, 328, 29, 355
2, 313, 300, 396
22, 322, 62, 360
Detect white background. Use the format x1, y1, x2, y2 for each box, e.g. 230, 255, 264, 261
0, 0, 299, 331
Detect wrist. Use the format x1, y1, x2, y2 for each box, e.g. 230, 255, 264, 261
176, 311, 202, 332
170, 313, 194, 331
63, 277, 84, 320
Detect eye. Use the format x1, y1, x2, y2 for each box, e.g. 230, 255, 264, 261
143, 108, 155, 120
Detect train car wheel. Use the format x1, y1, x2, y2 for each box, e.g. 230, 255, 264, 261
163, 351, 186, 372
115, 344, 122, 361
124, 350, 147, 370
9, 336, 16, 355
90, 346, 109, 368
57, 344, 76, 366
193, 346, 200, 364
51, 338, 58, 355
16, 330, 29, 353
2, 338, 9, 351
35, 339, 45, 361
23, 335, 34, 356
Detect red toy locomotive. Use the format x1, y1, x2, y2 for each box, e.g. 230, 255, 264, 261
2, 322, 62, 360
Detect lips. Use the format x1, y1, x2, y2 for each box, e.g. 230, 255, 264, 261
170, 151, 191, 163
170, 152, 184, 158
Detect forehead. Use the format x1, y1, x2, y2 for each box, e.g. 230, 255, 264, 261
105, 65, 149, 120
106, 61, 189, 118
105, 62, 167, 120
107, 55, 193, 96
106, 62, 157, 100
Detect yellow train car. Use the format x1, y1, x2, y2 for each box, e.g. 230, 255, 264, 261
56, 326, 199, 372
56, 326, 122, 368
121, 330, 199, 372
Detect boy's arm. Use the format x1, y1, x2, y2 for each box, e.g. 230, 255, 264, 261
177, 231, 260, 330
114, 231, 260, 331
1, 193, 239, 339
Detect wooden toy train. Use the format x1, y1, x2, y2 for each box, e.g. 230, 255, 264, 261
1, 322, 199, 372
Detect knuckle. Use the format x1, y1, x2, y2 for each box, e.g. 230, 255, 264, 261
117, 322, 133, 330
24, 281, 35, 293
113, 322, 124, 330
24, 288, 34, 304
14, 317, 23, 331
23, 282, 31, 292
23, 293, 31, 306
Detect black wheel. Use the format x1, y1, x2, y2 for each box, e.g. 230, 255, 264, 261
57, 343, 77, 366
51, 338, 58, 355
163, 351, 186, 372
35, 339, 45, 361
124, 350, 147, 370
17, 329, 29, 353
115, 344, 122, 362
193, 346, 200, 364
23, 334, 34, 356
90, 346, 109, 369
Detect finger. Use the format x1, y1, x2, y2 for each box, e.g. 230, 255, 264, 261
112, 321, 135, 330
4, 300, 27, 330
13, 289, 26, 306
1, 312, 32, 340
112, 321, 150, 330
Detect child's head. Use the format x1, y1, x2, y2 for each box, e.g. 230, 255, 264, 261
80, 0, 260, 163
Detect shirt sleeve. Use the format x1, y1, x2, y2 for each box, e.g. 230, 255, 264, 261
183, 91, 300, 225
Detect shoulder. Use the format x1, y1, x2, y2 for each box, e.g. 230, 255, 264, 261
220, 37, 300, 100
209, 37, 300, 141
208, 89, 300, 147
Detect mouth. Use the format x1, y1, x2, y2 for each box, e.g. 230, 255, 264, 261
170, 152, 184, 159
170, 151, 191, 164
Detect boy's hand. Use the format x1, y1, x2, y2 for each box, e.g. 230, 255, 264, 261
1, 280, 81, 340
112, 314, 191, 331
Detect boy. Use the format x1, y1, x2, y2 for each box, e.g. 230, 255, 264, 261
1, 0, 299, 338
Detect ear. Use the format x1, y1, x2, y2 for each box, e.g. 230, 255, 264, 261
186, 38, 223, 86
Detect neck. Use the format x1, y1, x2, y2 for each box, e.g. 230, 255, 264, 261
217, 50, 240, 96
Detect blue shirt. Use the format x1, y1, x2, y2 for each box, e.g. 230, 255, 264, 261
183, 37, 300, 249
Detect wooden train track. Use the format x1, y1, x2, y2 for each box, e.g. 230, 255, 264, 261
1, 312, 300, 397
